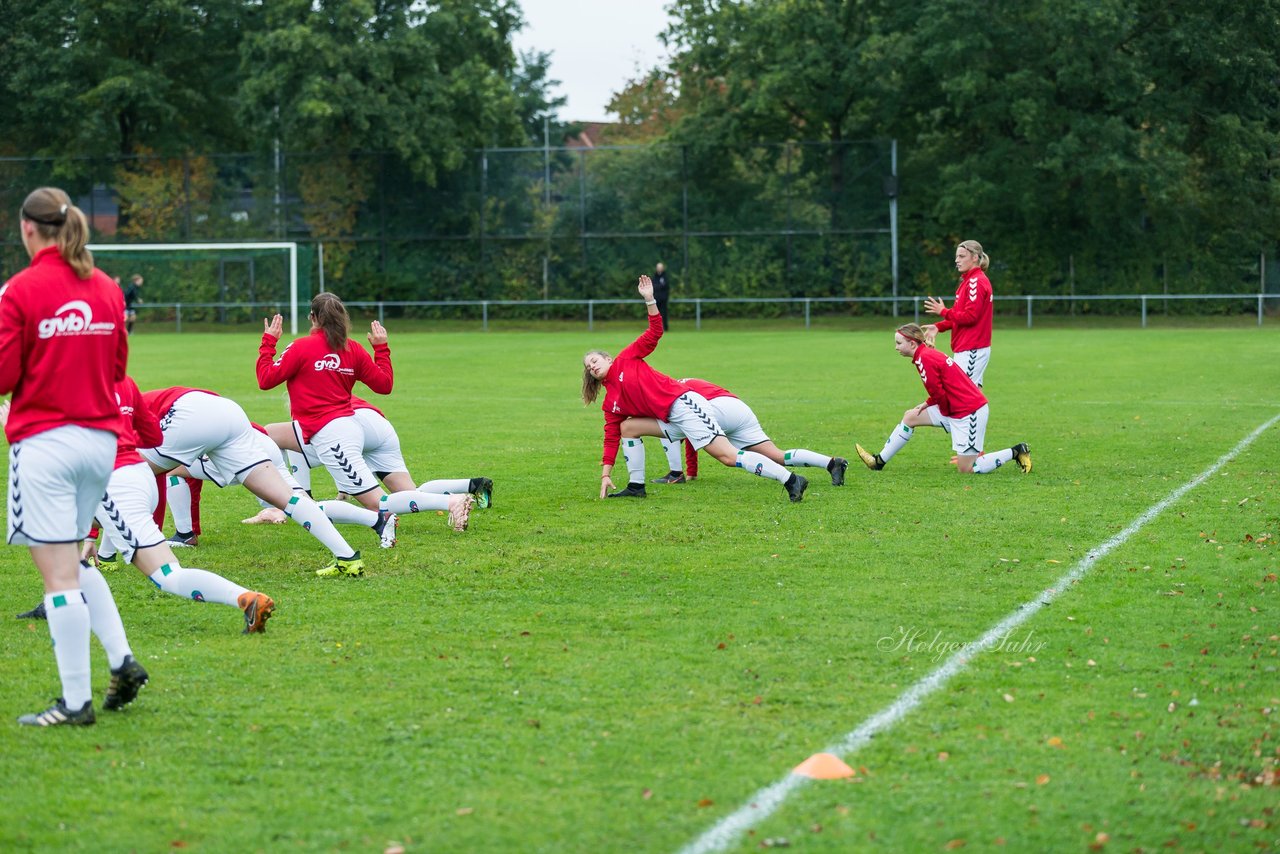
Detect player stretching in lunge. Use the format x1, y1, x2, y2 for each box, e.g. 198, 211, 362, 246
583, 275, 808, 502
257, 294, 474, 575
854, 323, 1030, 475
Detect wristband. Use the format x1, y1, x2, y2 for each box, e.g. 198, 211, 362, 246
644, 300, 657, 306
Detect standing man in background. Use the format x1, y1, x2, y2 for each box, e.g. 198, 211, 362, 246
124, 273, 143, 335
652, 262, 670, 331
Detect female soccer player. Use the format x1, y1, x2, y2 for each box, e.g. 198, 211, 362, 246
0, 187, 143, 726
138, 386, 368, 577
922, 239, 994, 385
257, 294, 474, 549
854, 323, 1031, 474
637, 378, 847, 487
583, 275, 808, 502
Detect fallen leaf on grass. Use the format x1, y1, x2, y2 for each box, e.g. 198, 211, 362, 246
1036, 774, 1051, 785
1003, 693, 1015, 703
642, 788, 653, 800
944, 839, 967, 850
456, 807, 473, 816
697, 798, 714, 808
1046, 737, 1064, 748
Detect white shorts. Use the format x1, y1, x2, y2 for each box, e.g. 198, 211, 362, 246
312, 416, 380, 495
954, 347, 991, 387
97, 462, 166, 559
291, 420, 322, 469
927, 403, 989, 456
140, 392, 271, 487
705, 396, 770, 450
354, 409, 407, 475
7, 426, 116, 545
189, 431, 300, 491
657, 392, 725, 451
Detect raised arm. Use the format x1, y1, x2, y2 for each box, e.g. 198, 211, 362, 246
255, 314, 294, 390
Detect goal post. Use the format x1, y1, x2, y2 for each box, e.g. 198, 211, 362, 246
87, 242, 302, 334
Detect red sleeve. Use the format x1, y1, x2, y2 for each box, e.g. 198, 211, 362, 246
152, 471, 168, 529
353, 342, 394, 395
939, 274, 989, 329
601, 412, 624, 467
128, 380, 164, 449
256, 334, 298, 390
684, 439, 698, 477
0, 283, 25, 395
615, 313, 664, 361
110, 290, 128, 382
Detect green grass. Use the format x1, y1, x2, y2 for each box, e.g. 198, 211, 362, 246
1, 326, 1277, 853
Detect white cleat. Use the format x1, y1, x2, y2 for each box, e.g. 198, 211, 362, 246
447, 494, 474, 532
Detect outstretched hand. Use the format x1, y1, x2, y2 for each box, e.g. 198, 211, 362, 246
923, 296, 946, 316
368, 320, 388, 347
637, 275, 654, 302
263, 314, 284, 340
922, 323, 939, 346
600, 475, 615, 499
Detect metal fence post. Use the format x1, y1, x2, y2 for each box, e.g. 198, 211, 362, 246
1026, 296, 1033, 328
695, 299, 702, 331
1259, 293, 1265, 326
913, 297, 920, 325
483, 301, 489, 331
378, 302, 384, 324
804, 298, 811, 329
176, 303, 182, 334
1141, 296, 1147, 328
588, 300, 594, 331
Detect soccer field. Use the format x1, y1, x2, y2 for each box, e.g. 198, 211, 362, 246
1, 325, 1277, 852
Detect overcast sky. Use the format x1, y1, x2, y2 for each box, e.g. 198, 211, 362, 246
512, 0, 673, 124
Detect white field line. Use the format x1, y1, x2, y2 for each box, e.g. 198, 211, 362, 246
679, 413, 1280, 854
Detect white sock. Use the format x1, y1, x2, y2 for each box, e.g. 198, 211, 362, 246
285, 494, 358, 558
974, 448, 1015, 474
418, 478, 470, 494
287, 451, 312, 493
45, 589, 92, 708
783, 449, 831, 469
167, 475, 192, 533
317, 500, 380, 527
381, 491, 450, 514
736, 450, 790, 483
149, 561, 249, 607
622, 438, 645, 484
660, 438, 683, 473
879, 423, 914, 462
79, 563, 133, 670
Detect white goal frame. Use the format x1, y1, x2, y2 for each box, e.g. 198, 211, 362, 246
87, 242, 301, 334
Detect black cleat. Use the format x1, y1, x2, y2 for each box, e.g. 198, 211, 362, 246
18, 698, 95, 727
650, 471, 687, 484
828, 457, 848, 487
103, 655, 149, 711
469, 477, 494, 509
16, 601, 47, 620
784, 473, 809, 503
1011, 442, 1032, 474
607, 483, 647, 498
855, 443, 885, 471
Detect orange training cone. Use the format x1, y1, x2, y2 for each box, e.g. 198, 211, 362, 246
792, 753, 855, 780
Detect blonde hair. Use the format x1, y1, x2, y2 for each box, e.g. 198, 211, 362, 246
581, 350, 610, 404
895, 323, 927, 345
21, 187, 93, 279
310, 292, 350, 351
957, 239, 990, 271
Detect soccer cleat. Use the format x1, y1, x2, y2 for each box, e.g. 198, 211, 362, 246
316, 551, 365, 578
18, 698, 95, 727
95, 553, 124, 572
650, 471, 687, 484
373, 510, 398, 548
828, 457, 849, 487
447, 494, 474, 532
1011, 442, 1033, 474
855, 443, 885, 471
784, 473, 809, 503
607, 483, 647, 498
237, 591, 275, 634
469, 477, 494, 509
103, 655, 149, 711
16, 601, 47, 620
166, 531, 198, 548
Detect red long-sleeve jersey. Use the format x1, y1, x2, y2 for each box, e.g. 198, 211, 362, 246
0, 247, 128, 443
141, 386, 218, 420
933, 268, 992, 352
113, 377, 163, 469
599, 313, 690, 466
912, 344, 988, 419
257, 329, 393, 441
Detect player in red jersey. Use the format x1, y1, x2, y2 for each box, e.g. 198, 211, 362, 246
13, 378, 276, 633
854, 323, 1031, 474
639, 378, 848, 486
922, 239, 994, 386
258, 293, 475, 554
582, 276, 809, 502
0, 187, 144, 726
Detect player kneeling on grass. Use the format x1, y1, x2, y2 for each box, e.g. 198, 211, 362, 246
583, 275, 808, 502
854, 323, 1031, 475
638, 378, 848, 487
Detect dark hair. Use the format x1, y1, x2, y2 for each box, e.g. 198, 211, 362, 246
310, 292, 350, 351
21, 187, 93, 279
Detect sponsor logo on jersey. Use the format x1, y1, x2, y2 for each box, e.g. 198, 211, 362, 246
37, 300, 117, 339
313, 352, 354, 374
